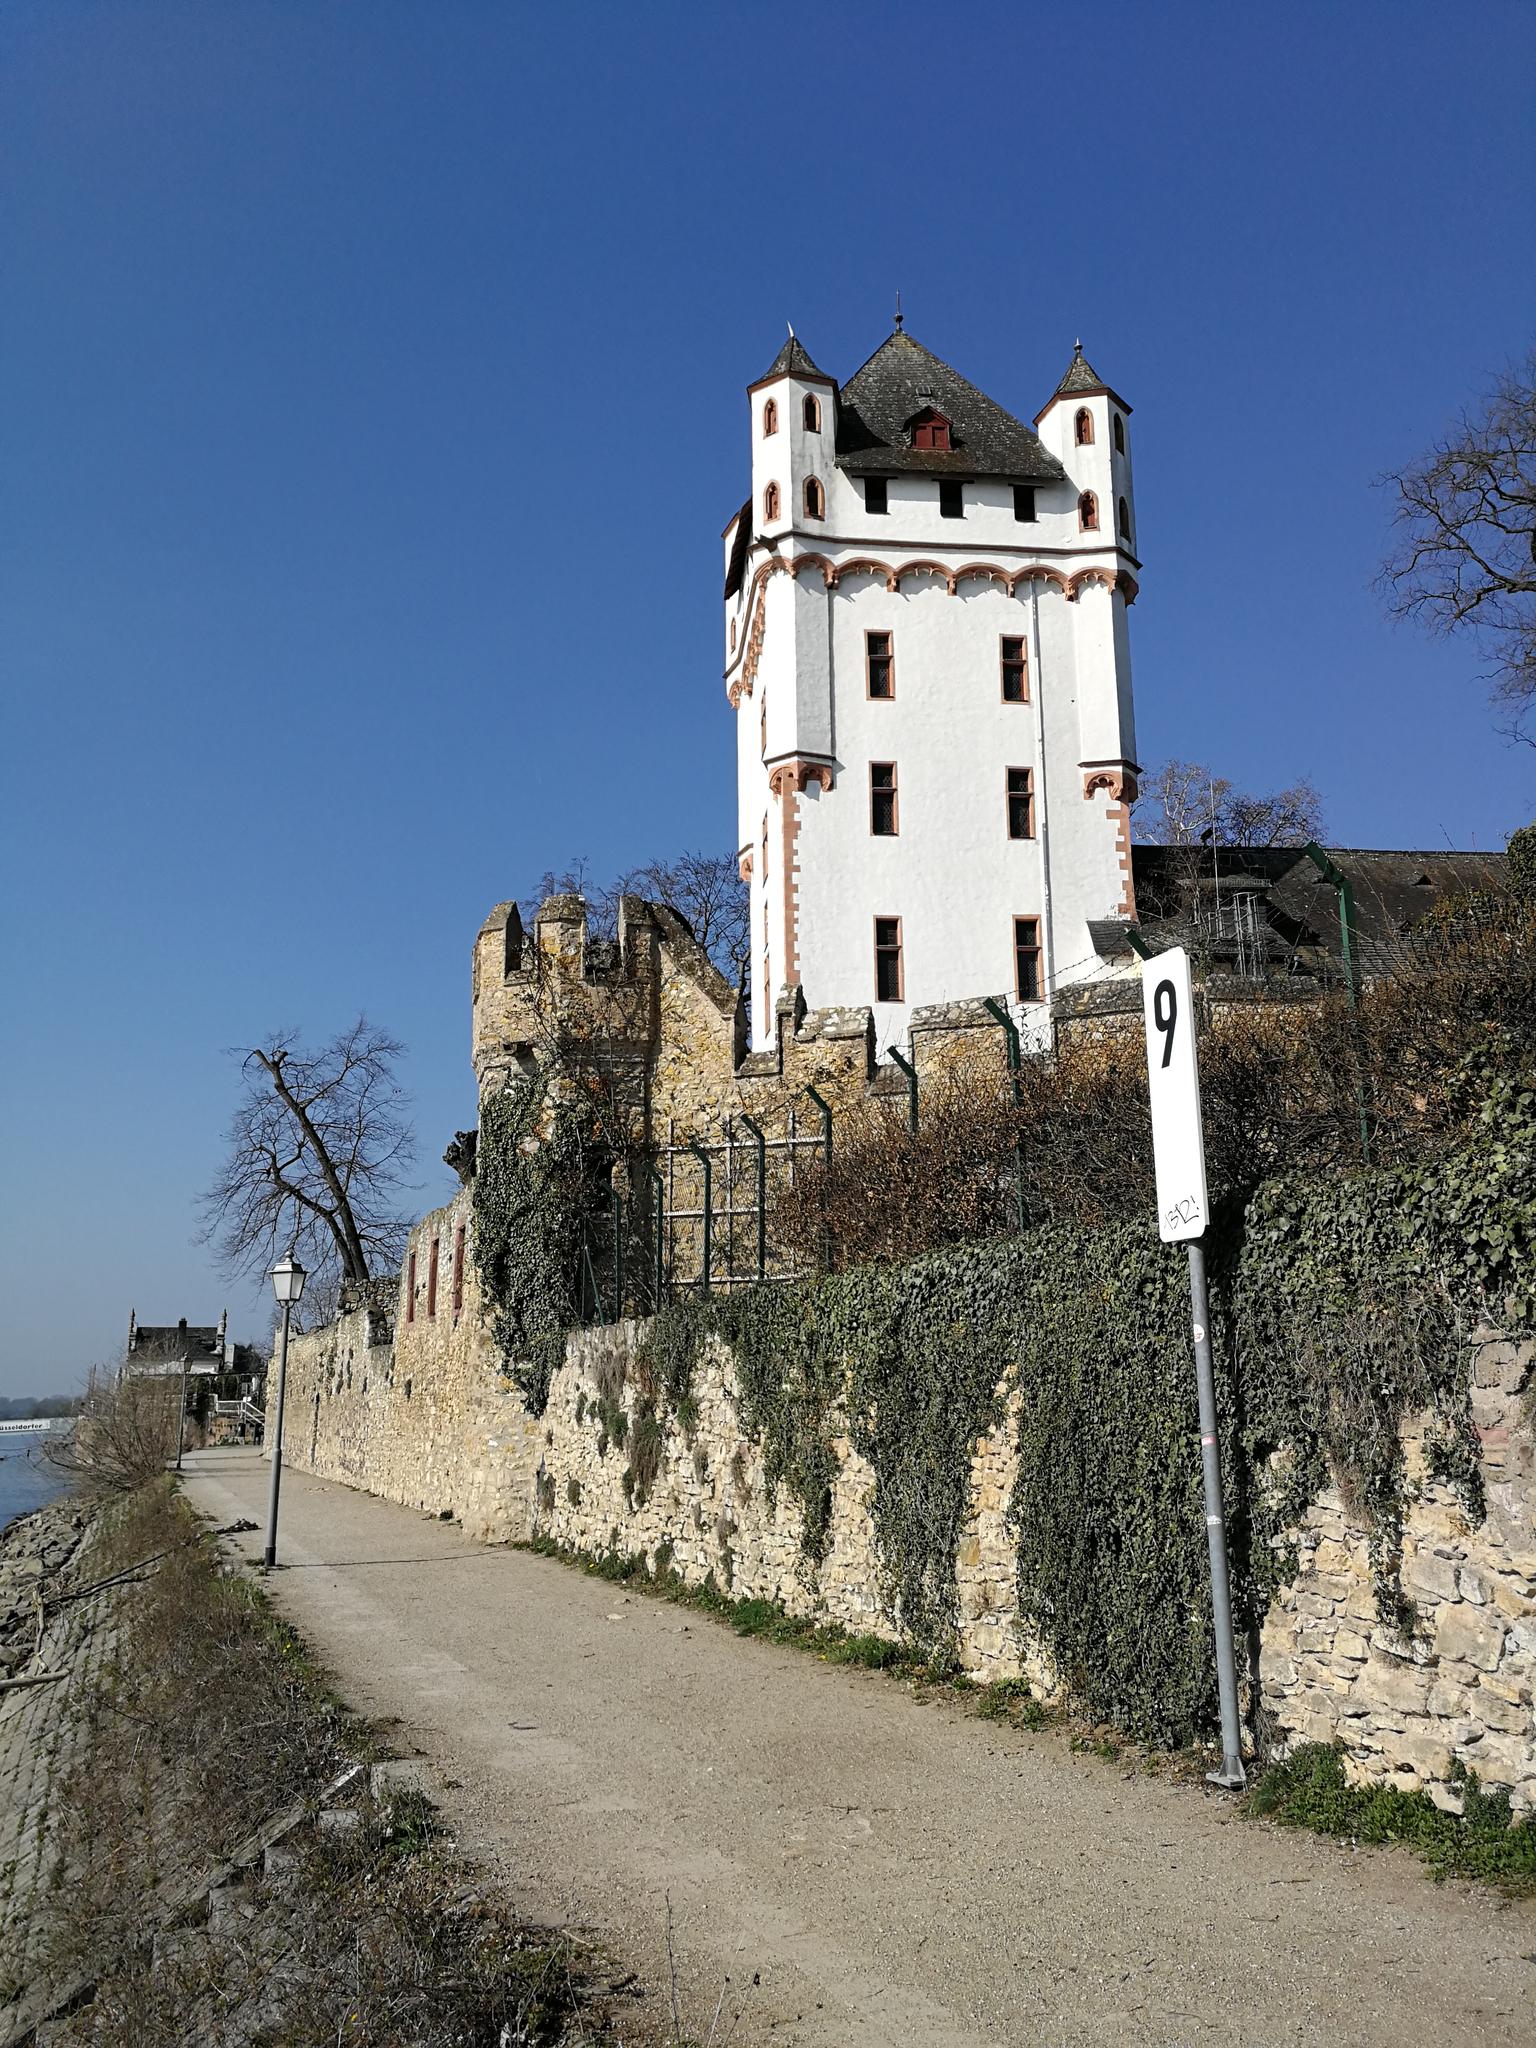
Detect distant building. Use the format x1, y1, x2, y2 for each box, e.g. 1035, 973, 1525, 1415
1060, 844, 1509, 1020
124, 1310, 266, 1442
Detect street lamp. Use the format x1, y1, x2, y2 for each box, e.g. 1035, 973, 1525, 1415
263, 1253, 307, 1570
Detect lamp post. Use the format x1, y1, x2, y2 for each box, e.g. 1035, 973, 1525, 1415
174, 1353, 190, 1471
263, 1253, 307, 1571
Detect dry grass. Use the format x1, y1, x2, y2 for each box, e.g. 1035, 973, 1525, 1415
770, 898, 1536, 1274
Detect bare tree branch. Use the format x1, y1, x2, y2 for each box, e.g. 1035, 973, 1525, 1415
521, 849, 749, 983
198, 1018, 416, 1300
1134, 759, 1326, 849
1378, 348, 1536, 735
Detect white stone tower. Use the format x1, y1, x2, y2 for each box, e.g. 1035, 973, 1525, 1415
723, 325, 1141, 1055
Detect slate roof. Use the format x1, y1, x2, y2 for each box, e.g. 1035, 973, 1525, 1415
753, 333, 833, 386
1054, 342, 1108, 396
834, 331, 1068, 482
1128, 845, 1510, 978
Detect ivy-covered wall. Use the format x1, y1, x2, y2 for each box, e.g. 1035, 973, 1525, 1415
278, 1103, 1536, 1812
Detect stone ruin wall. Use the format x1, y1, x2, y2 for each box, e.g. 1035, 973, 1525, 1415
277, 1280, 1535, 1814
272, 887, 1533, 1810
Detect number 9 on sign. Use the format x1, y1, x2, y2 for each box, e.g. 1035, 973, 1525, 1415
1139, 946, 1210, 1244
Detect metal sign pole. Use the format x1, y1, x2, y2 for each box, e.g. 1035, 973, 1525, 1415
1137, 945, 1245, 1789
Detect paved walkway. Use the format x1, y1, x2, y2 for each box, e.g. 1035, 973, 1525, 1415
179, 1449, 1533, 2047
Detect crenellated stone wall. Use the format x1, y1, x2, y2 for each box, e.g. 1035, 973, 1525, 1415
276, 1288, 1534, 1813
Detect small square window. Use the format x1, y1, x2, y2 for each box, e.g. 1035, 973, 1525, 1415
1014, 917, 1042, 1002
874, 916, 903, 1002
865, 476, 888, 516
870, 762, 898, 837
939, 480, 964, 519
1013, 484, 1036, 523
1001, 636, 1028, 703
866, 630, 894, 700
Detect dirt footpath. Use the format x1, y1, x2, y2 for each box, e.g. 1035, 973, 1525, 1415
179, 1449, 1534, 2047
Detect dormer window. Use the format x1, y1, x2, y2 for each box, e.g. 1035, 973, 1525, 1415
763, 398, 778, 436
802, 393, 821, 432
1075, 407, 1094, 446
909, 407, 952, 452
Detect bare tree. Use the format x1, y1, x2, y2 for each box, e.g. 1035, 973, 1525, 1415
199, 1018, 416, 1300
1378, 349, 1536, 736
522, 849, 749, 982
1135, 758, 1326, 848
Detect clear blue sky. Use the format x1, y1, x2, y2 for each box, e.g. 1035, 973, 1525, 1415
3, 2, 1532, 1390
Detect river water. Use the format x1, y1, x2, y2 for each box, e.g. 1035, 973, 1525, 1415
0, 1439, 69, 1534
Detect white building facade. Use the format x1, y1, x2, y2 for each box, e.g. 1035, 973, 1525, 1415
724, 326, 1141, 1055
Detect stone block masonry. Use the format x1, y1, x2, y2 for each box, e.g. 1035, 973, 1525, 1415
277, 1275, 1534, 1814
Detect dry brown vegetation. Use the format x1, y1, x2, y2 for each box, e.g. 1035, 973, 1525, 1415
25, 1478, 602, 2046
771, 897, 1536, 1274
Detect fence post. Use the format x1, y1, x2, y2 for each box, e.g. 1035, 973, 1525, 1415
651, 1166, 666, 1311
739, 1113, 768, 1281
611, 1191, 624, 1324
982, 998, 1026, 1231
1302, 842, 1372, 1164
805, 1084, 833, 1162
686, 1140, 713, 1292
887, 1044, 919, 1135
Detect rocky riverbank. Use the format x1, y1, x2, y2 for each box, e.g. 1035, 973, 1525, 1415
0, 1494, 90, 1683
0, 1481, 610, 2047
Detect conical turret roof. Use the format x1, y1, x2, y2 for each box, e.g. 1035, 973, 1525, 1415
752, 331, 834, 386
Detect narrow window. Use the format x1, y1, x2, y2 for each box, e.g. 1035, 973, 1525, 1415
1078, 490, 1099, 532
874, 916, 903, 1002
1012, 484, 1036, 523
761, 815, 768, 880
760, 697, 767, 755
1075, 407, 1094, 446
1118, 495, 1131, 542
802, 393, 821, 432
406, 1250, 417, 1324
870, 762, 898, 836
427, 1236, 439, 1319
452, 1223, 466, 1318
764, 480, 780, 522
1006, 767, 1035, 840
729, 617, 737, 654
865, 476, 888, 515
1014, 916, 1042, 1002
939, 480, 964, 519
1113, 414, 1125, 454
866, 629, 894, 699
1000, 636, 1028, 703
763, 397, 778, 436
803, 475, 825, 519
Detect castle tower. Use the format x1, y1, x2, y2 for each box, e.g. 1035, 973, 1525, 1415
723, 326, 1141, 1055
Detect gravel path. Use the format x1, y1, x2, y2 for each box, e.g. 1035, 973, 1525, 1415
180, 1449, 1534, 2047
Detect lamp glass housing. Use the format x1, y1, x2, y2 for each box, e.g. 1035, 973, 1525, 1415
270, 1254, 308, 1306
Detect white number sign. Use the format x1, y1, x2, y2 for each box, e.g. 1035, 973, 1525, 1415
1140, 946, 1210, 1243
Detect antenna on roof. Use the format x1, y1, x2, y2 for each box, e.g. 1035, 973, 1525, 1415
894, 290, 903, 332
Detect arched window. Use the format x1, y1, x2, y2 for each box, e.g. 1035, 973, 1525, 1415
729, 617, 737, 654
803, 393, 821, 432
1117, 496, 1131, 542
763, 481, 780, 522
1074, 407, 1094, 446
803, 475, 825, 520
1078, 490, 1099, 532
1113, 413, 1125, 454
763, 398, 778, 437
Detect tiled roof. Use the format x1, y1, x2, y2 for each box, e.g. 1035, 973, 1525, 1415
755, 332, 832, 385
835, 331, 1067, 482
